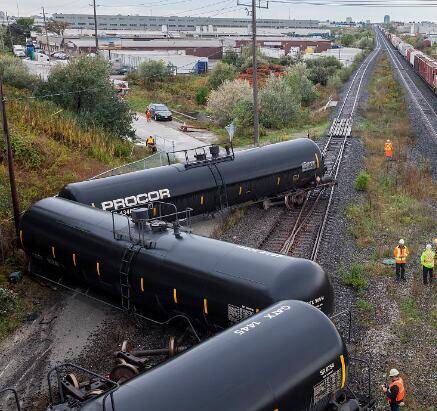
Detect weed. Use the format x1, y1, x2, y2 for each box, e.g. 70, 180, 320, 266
356, 298, 375, 313
355, 171, 371, 191
0, 288, 16, 316
340, 263, 369, 295
400, 298, 420, 321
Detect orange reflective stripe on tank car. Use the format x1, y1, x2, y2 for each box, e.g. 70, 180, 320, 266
72, 253, 77, 267
277, 176, 281, 185
340, 355, 346, 388
140, 277, 144, 292
51, 246, 56, 259
173, 288, 178, 304
315, 153, 320, 169
203, 298, 208, 315
239, 186, 243, 195
200, 195, 204, 205
96, 261, 101, 277
19, 230, 24, 248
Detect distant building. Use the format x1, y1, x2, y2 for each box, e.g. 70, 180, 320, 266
346, 17, 352, 23
52, 13, 319, 32
235, 37, 331, 54
384, 15, 390, 24
366, 20, 371, 24
411, 21, 437, 35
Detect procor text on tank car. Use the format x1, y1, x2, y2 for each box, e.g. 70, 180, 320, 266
19, 197, 335, 328
45, 301, 363, 411
59, 138, 331, 215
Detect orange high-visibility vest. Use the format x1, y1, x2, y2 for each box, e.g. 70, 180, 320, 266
388, 378, 405, 403
384, 142, 393, 158
394, 246, 408, 264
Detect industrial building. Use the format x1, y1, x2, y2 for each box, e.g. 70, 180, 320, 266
235, 37, 331, 53
52, 14, 319, 32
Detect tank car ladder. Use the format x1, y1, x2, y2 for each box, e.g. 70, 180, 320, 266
207, 164, 229, 211
119, 243, 142, 311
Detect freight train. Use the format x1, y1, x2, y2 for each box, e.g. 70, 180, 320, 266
59, 138, 328, 215
46, 301, 359, 411
381, 27, 437, 93
19, 197, 334, 327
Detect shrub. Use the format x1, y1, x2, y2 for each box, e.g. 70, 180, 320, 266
206, 79, 252, 126
35, 56, 135, 138
195, 86, 209, 105
233, 99, 254, 135
285, 63, 317, 106
306, 56, 342, 86
136, 60, 174, 86
222, 48, 243, 67
0, 288, 16, 317
208, 62, 237, 90
0, 55, 37, 89
355, 171, 371, 191
341, 263, 369, 294
356, 298, 375, 312
259, 75, 300, 129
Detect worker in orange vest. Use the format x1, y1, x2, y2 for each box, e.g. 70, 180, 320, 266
393, 239, 408, 281
381, 368, 406, 411
146, 109, 151, 122
384, 139, 393, 160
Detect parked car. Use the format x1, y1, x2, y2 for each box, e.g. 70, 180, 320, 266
13, 45, 26, 58
51, 51, 69, 60
148, 103, 172, 121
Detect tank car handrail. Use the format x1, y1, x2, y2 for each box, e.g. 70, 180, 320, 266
0, 388, 21, 411
330, 309, 352, 343
166, 142, 235, 167
47, 363, 119, 410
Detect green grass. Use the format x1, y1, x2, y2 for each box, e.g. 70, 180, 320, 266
340, 263, 370, 295
355, 171, 371, 191
400, 298, 421, 321
356, 298, 375, 313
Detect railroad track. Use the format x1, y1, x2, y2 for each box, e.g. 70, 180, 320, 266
260, 34, 381, 261
378, 28, 437, 142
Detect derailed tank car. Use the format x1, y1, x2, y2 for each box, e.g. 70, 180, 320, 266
19, 198, 334, 326
69, 301, 350, 411
59, 138, 327, 214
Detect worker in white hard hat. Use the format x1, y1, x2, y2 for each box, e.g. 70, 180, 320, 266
393, 239, 409, 282
420, 244, 435, 285
384, 139, 393, 160
381, 368, 405, 411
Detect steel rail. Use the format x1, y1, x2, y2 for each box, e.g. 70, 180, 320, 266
378, 28, 437, 142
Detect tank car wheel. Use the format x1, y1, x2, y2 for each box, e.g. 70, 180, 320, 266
291, 191, 306, 207
84, 389, 105, 399
109, 363, 139, 383
121, 340, 132, 353
65, 373, 80, 390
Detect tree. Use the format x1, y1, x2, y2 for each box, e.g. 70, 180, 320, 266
15, 17, 34, 34
206, 79, 252, 126
259, 75, 300, 129
46, 20, 70, 35
285, 63, 317, 107
305, 56, 342, 86
36, 56, 135, 138
195, 86, 209, 105
340, 33, 354, 47
136, 60, 174, 86
207, 62, 237, 89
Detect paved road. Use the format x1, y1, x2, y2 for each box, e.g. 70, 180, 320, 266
133, 113, 221, 161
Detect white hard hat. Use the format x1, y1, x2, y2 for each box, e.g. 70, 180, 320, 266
426, 244, 432, 249
389, 368, 400, 377
399, 239, 405, 245
387, 139, 390, 142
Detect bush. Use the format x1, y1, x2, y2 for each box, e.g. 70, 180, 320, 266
206, 79, 252, 126
233, 99, 254, 135
355, 171, 371, 191
0, 288, 16, 317
195, 86, 209, 105
208, 62, 237, 90
285, 63, 317, 106
222, 48, 243, 67
0, 55, 37, 89
259, 75, 300, 129
35, 56, 135, 138
356, 298, 375, 312
306, 56, 342, 86
136, 60, 174, 86
341, 263, 369, 294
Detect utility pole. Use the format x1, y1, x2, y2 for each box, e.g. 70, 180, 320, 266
6, 13, 13, 50
92, 0, 99, 54
42, 7, 50, 58
0, 78, 21, 239
238, 1, 268, 147
251, 0, 259, 146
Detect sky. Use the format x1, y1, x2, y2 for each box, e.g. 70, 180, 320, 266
3, 0, 437, 23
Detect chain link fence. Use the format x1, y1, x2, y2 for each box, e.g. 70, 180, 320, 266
89, 150, 176, 180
